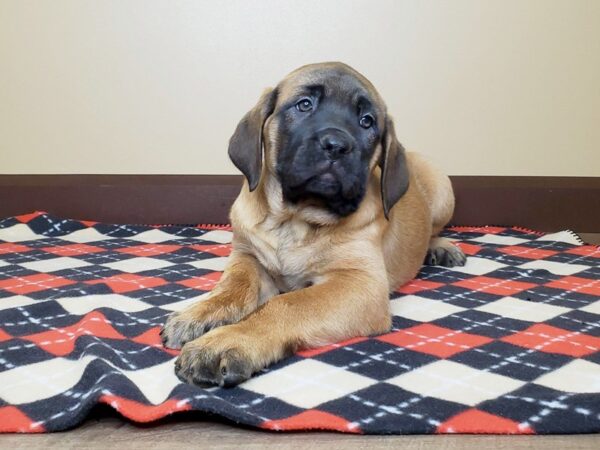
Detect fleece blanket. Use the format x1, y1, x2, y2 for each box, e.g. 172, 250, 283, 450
0, 212, 599, 434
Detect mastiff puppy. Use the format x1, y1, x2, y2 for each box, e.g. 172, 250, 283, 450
161, 62, 466, 387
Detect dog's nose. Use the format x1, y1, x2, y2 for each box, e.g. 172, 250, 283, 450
318, 129, 353, 159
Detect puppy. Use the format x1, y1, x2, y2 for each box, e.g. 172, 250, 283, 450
161, 62, 466, 387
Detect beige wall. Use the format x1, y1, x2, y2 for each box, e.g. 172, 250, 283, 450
1, 0, 599, 176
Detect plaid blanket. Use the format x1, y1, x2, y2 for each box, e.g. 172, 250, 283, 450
0, 212, 599, 434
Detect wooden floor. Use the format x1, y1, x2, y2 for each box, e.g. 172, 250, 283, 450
578, 233, 600, 245
2, 233, 598, 449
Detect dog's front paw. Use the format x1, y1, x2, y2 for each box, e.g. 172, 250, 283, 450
174, 326, 258, 387
160, 311, 203, 350
160, 299, 238, 349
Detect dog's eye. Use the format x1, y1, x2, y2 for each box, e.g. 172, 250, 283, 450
296, 98, 313, 112
359, 114, 374, 129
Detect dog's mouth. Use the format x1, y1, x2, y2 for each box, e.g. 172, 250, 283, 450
314, 172, 337, 187
283, 159, 333, 186
279, 160, 367, 217
305, 164, 343, 196
284, 160, 343, 197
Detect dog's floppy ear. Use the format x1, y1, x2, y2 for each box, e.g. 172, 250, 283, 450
228, 88, 277, 191
380, 117, 410, 219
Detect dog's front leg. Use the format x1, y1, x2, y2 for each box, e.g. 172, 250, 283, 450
174, 269, 391, 387
161, 251, 276, 349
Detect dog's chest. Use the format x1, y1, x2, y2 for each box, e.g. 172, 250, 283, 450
251, 218, 321, 291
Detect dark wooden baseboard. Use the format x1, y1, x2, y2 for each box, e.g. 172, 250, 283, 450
1, 175, 599, 232
450, 177, 600, 233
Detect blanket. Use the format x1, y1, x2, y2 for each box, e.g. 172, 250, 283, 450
0, 212, 599, 434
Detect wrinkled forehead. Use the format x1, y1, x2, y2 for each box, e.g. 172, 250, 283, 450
277, 64, 386, 112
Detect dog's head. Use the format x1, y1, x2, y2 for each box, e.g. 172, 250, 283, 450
228, 62, 409, 219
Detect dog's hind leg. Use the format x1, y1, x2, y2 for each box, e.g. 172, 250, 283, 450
422, 171, 466, 267
407, 153, 466, 267
425, 237, 466, 267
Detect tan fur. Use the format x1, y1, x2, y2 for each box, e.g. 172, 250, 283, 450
162, 62, 461, 386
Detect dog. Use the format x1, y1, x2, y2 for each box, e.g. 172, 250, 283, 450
161, 62, 466, 387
